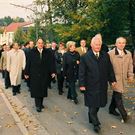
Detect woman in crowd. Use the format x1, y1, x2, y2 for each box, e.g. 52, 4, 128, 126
55, 42, 66, 95
63, 41, 80, 104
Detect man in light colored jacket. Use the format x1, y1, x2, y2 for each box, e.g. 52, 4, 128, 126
108, 37, 134, 122
7, 43, 26, 96
76, 39, 88, 56
0, 45, 11, 89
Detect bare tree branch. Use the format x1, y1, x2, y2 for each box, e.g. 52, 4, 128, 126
10, 3, 36, 13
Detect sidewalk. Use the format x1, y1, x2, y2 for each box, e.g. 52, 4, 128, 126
0, 79, 50, 135
0, 89, 23, 135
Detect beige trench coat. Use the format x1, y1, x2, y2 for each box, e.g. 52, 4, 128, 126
0, 51, 7, 70
133, 50, 135, 69
7, 49, 26, 86
108, 48, 134, 93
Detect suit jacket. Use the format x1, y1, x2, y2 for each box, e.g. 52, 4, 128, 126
76, 47, 88, 56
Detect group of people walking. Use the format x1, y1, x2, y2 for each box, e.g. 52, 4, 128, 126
0, 34, 135, 133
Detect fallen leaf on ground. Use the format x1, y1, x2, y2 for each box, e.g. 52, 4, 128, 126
74, 112, 79, 115
82, 129, 87, 132
66, 121, 73, 124
111, 125, 117, 129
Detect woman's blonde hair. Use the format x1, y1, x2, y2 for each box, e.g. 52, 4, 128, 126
66, 41, 76, 51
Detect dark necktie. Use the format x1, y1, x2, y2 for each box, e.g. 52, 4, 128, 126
39, 50, 42, 59
95, 53, 99, 59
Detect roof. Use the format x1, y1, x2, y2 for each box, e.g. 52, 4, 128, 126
4, 22, 32, 33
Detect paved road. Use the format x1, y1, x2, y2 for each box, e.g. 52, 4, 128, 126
0, 89, 24, 135
0, 77, 135, 135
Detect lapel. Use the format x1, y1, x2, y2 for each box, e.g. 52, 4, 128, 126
114, 47, 127, 59
88, 49, 97, 61
88, 49, 103, 61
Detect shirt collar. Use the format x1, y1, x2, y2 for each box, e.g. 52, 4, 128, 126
93, 51, 99, 56
37, 48, 43, 53
117, 48, 123, 54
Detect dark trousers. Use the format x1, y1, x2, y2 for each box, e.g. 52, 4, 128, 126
57, 72, 64, 93
48, 76, 56, 88
67, 81, 77, 99
88, 107, 100, 126
2, 70, 5, 78
35, 97, 43, 108
12, 85, 20, 93
4, 70, 11, 88
109, 91, 127, 119
25, 78, 30, 88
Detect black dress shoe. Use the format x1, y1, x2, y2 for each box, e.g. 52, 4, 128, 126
5, 86, 8, 89
59, 91, 63, 95
36, 107, 41, 112
17, 91, 21, 94
67, 96, 72, 100
41, 105, 45, 109
93, 125, 100, 133
13, 92, 16, 96
109, 110, 120, 116
122, 115, 130, 123
74, 98, 79, 104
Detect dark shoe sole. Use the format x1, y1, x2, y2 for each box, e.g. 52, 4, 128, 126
36, 107, 42, 112
109, 111, 120, 116
94, 125, 101, 133
13, 93, 16, 96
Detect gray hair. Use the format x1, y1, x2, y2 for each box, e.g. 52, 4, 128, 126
116, 37, 126, 44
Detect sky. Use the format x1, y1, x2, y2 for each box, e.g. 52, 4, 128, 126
0, 0, 33, 20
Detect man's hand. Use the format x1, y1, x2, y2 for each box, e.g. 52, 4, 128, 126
111, 82, 117, 89
76, 60, 80, 64
24, 75, 29, 79
51, 73, 56, 78
128, 77, 134, 84
80, 86, 86, 91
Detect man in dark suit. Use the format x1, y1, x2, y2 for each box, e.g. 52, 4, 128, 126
48, 41, 57, 88
24, 39, 56, 112
79, 36, 116, 133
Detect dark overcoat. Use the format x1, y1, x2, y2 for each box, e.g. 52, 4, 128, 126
25, 48, 56, 98
63, 51, 80, 82
79, 49, 116, 107
55, 51, 64, 74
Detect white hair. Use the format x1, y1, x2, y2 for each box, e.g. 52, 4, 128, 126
116, 37, 126, 44
91, 35, 102, 46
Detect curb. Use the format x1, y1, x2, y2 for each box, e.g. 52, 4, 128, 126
0, 89, 29, 135
0, 85, 50, 135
